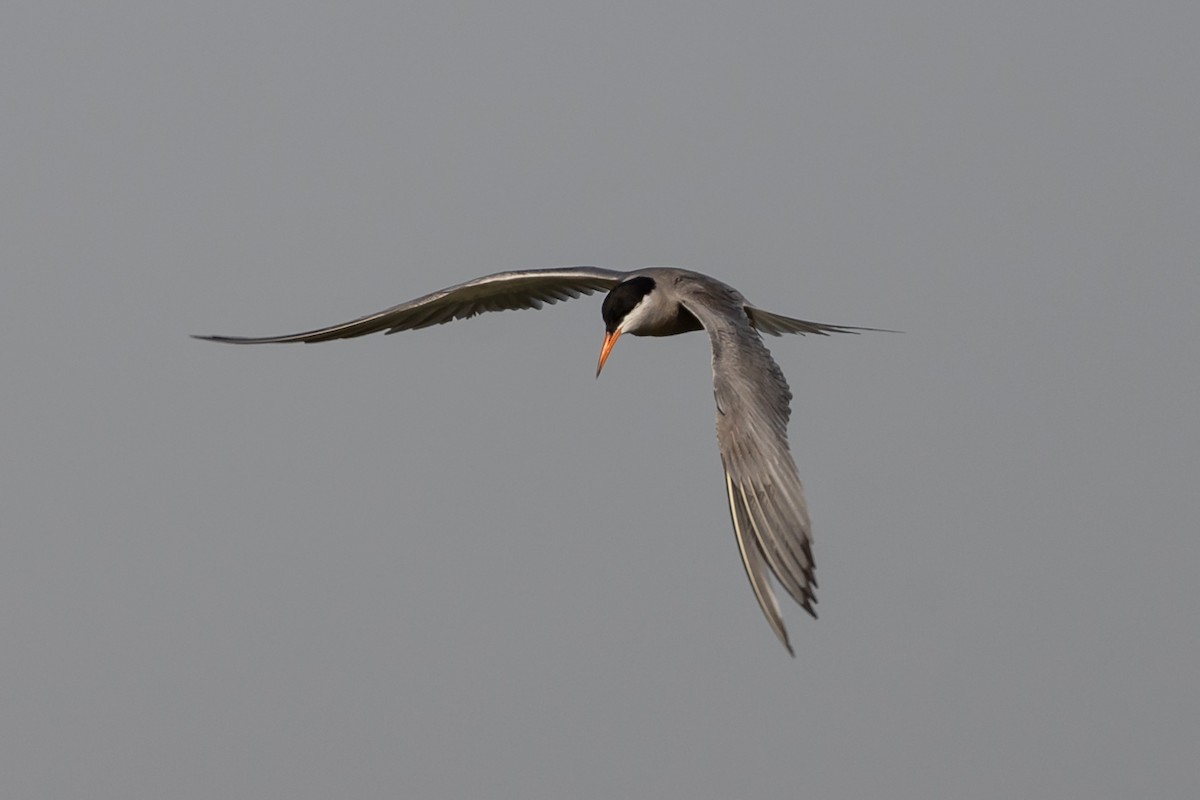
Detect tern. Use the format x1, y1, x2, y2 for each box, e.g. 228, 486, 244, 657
196, 267, 883, 654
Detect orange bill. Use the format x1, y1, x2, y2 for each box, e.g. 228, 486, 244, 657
595, 329, 622, 377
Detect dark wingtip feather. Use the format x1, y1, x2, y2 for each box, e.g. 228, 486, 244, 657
192, 334, 248, 344
192, 333, 296, 344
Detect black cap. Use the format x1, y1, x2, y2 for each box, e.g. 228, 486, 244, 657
600, 276, 656, 333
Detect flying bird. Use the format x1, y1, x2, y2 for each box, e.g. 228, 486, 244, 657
196, 266, 883, 654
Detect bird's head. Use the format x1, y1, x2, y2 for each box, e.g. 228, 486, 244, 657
596, 276, 657, 376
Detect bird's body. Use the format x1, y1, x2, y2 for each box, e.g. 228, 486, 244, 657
197, 266, 880, 654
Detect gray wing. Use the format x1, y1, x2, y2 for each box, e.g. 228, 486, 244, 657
682, 283, 817, 656
193, 267, 626, 343
746, 306, 892, 337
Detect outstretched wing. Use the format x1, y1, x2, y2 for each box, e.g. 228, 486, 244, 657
193, 267, 626, 343
681, 280, 817, 656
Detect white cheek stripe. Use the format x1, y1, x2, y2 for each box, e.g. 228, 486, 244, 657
617, 294, 658, 335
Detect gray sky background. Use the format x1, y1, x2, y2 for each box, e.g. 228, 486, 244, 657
4, 2, 1198, 798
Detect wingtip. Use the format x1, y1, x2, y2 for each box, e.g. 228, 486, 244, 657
191, 334, 243, 344
191, 333, 284, 344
